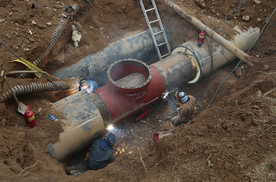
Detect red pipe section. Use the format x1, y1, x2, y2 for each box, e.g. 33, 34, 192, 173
135, 108, 150, 122
94, 59, 165, 125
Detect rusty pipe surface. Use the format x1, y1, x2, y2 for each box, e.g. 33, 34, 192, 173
53, 29, 166, 82
48, 27, 259, 160
151, 53, 197, 90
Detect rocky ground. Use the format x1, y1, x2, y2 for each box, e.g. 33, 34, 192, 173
0, 0, 275, 181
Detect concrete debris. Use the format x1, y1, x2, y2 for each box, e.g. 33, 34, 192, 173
195, 0, 206, 8
6, 34, 11, 39
72, 25, 82, 47
242, 15, 250, 22
0, 19, 4, 24
256, 90, 262, 97
62, 3, 79, 14
210, 9, 216, 14
257, 18, 262, 22
254, 0, 261, 4
264, 64, 270, 71
31, 20, 37, 25
87, 0, 93, 3
46, 22, 52, 26
13, 45, 19, 51
234, 66, 244, 78
23, 48, 30, 52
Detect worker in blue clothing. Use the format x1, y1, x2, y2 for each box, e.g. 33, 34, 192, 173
66, 133, 116, 176
79, 79, 99, 93
84, 133, 115, 170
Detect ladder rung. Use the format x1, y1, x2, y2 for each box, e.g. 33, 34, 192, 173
161, 53, 170, 58
153, 30, 163, 36
157, 42, 166, 47
145, 8, 156, 12
149, 19, 159, 24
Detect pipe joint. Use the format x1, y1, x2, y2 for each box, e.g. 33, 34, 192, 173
107, 59, 152, 99
172, 46, 201, 84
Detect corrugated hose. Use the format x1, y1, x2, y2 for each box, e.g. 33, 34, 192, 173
20, 18, 68, 78
0, 81, 69, 102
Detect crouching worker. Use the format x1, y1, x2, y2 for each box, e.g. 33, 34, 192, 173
171, 90, 196, 126
79, 79, 99, 93
66, 133, 116, 176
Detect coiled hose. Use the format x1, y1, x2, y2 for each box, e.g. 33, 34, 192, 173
20, 18, 68, 78
33, 18, 68, 66
0, 81, 69, 102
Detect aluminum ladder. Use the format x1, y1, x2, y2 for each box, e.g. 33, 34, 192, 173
139, 0, 171, 60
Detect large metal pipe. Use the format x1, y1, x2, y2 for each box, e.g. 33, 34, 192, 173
171, 27, 260, 83
48, 27, 259, 160
47, 91, 106, 160
53, 30, 165, 82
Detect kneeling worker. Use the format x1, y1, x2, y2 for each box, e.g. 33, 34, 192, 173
66, 133, 116, 176
172, 90, 196, 126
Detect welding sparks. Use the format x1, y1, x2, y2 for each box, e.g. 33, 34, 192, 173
106, 124, 114, 131
163, 92, 169, 99
162, 91, 169, 101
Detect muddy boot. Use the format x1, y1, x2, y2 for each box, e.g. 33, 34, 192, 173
66, 162, 89, 176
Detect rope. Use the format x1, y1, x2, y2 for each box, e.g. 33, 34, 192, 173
206, 9, 276, 109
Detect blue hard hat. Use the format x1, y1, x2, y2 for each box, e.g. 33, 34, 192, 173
106, 133, 115, 146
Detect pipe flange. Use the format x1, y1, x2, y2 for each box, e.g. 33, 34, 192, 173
107, 59, 152, 95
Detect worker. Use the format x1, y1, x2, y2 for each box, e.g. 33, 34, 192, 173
66, 133, 116, 176
171, 90, 196, 126
79, 79, 99, 93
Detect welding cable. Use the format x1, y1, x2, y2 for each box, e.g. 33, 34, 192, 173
0, 39, 60, 89
220, 0, 245, 36
206, 9, 276, 109
0, 81, 69, 102
249, 8, 276, 52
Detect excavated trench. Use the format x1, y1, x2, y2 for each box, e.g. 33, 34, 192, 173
46, 22, 260, 165
1, 0, 276, 181
12, 0, 255, 167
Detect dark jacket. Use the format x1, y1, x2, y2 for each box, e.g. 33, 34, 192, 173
86, 138, 114, 170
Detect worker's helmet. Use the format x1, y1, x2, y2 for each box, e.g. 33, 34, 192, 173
79, 79, 99, 93
175, 90, 185, 98
178, 91, 185, 98
106, 133, 116, 146
175, 90, 189, 104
